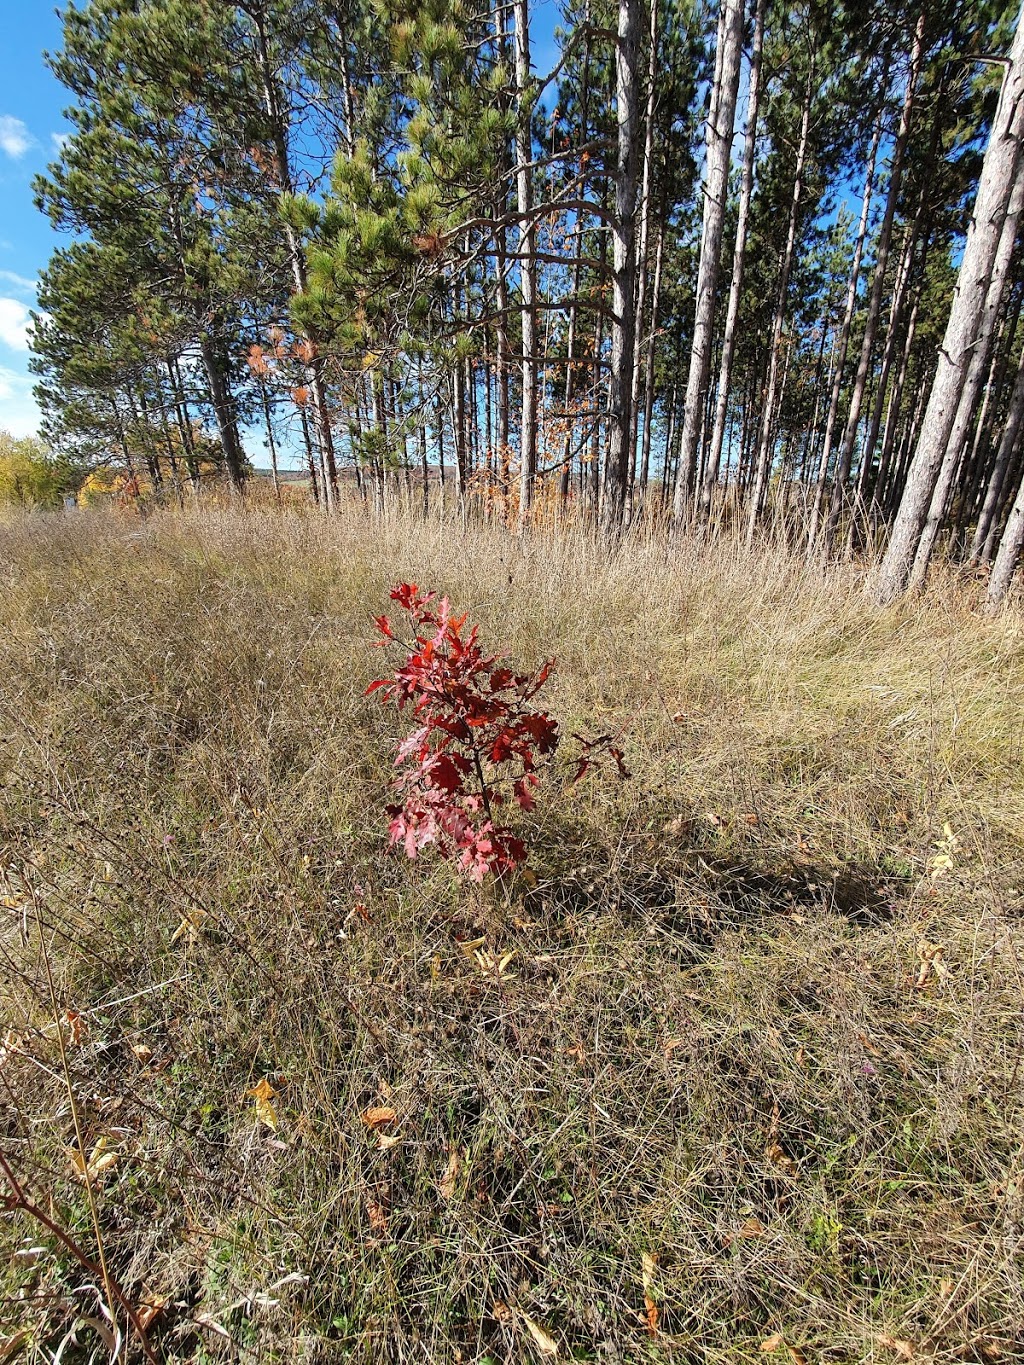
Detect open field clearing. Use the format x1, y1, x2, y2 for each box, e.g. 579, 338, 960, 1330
1, 506, 1024, 1363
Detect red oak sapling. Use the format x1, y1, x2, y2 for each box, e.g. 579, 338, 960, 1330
367, 583, 561, 880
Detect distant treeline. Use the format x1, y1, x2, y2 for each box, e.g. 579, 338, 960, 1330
28, 0, 1024, 602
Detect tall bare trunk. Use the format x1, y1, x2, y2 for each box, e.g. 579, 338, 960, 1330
601, 0, 643, 534
630, 0, 659, 467
986, 436, 1024, 605
805, 109, 883, 549
513, 0, 538, 528
252, 3, 338, 511
745, 73, 812, 544
870, 0, 1024, 603
198, 338, 246, 492
639, 219, 666, 501
975, 342, 1024, 560
855, 217, 917, 504
824, 11, 925, 551
909, 173, 1024, 584
259, 380, 281, 504
700, 0, 765, 521
673, 0, 745, 521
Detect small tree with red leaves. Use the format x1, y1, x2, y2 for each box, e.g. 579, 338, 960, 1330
367, 584, 560, 881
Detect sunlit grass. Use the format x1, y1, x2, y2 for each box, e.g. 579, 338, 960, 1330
0, 502, 1022, 1363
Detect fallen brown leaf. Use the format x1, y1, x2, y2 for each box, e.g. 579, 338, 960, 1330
878, 1337, 914, 1360
0, 1327, 32, 1363
644, 1294, 658, 1336
439, 1147, 460, 1201
760, 1334, 784, 1353
136, 1295, 168, 1331
366, 1197, 388, 1232
362, 1105, 397, 1129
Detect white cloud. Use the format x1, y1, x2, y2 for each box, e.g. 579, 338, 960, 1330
0, 364, 40, 438
0, 116, 33, 159
51, 132, 69, 153
0, 270, 37, 295
0, 298, 32, 351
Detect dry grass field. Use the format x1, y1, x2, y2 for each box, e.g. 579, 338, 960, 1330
1, 504, 1023, 1363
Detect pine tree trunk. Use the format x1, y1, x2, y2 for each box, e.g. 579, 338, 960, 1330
198, 338, 246, 492
806, 109, 883, 550
956, 291, 1021, 540
673, 0, 745, 522
975, 342, 1024, 560
869, 0, 1024, 603
252, 3, 338, 511
639, 219, 666, 503
700, 0, 765, 522
986, 447, 1024, 605
629, 0, 659, 465
909, 173, 1024, 585
824, 11, 925, 552
259, 380, 282, 504
745, 74, 812, 544
167, 357, 200, 489
855, 217, 918, 506
601, 0, 643, 534
871, 283, 922, 519
513, 0, 538, 528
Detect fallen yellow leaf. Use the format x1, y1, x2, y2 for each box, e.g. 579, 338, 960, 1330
246, 1078, 278, 1130
68, 1136, 119, 1183
521, 1313, 558, 1358
760, 1334, 784, 1353
170, 909, 207, 944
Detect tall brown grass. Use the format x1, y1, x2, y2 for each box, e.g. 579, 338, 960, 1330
1, 502, 1022, 1363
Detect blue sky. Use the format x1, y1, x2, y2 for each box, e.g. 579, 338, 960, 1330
0, 3, 70, 438
0, 0, 558, 444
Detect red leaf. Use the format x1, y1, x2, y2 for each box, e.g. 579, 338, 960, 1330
370, 585, 559, 880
